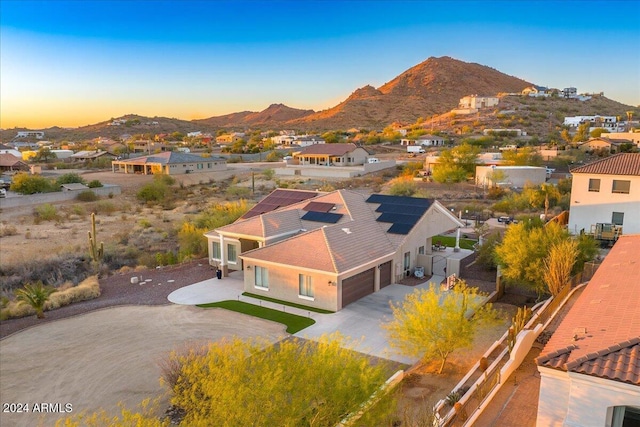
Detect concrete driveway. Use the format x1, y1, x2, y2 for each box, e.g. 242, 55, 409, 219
169, 272, 444, 365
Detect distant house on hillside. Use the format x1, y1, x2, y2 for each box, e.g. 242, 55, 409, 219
601, 131, 640, 147
111, 152, 227, 175
522, 85, 550, 97
578, 137, 633, 154
292, 135, 326, 147
70, 150, 116, 162
453, 95, 499, 115
564, 116, 623, 133
216, 133, 245, 145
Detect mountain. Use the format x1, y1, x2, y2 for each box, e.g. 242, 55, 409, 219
193, 103, 314, 128
286, 56, 533, 130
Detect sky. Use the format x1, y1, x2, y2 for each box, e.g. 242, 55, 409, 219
1, 0, 639, 129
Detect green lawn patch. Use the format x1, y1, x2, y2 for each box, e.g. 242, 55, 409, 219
243, 292, 334, 314
197, 300, 315, 334
433, 235, 477, 250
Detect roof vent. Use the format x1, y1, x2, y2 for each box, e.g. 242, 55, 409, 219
342, 228, 352, 234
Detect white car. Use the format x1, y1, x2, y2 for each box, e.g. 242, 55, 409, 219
0, 188, 6, 198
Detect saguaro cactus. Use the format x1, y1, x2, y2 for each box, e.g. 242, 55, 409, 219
88, 212, 104, 263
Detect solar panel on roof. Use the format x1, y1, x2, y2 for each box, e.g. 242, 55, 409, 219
366, 194, 431, 207
387, 223, 413, 234
303, 202, 335, 212
301, 211, 343, 224
376, 212, 421, 225
375, 204, 427, 215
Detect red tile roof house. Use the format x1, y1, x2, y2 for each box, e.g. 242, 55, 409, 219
535, 235, 640, 426
568, 153, 640, 236
205, 189, 464, 311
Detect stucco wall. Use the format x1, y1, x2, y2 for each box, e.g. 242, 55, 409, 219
243, 261, 339, 312
0, 184, 121, 209
537, 367, 640, 427
569, 173, 640, 235
275, 160, 395, 178
475, 166, 546, 188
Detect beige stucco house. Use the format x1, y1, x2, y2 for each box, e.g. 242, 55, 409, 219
535, 235, 640, 427
578, 137, 632, 153
293, 143, 370, 166
111, 152, 226, 175
205, 189, 463, 311
568, 153, 640, 235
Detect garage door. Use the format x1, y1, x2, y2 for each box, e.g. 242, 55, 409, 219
379, 261, 392, 288
342, 268, 375, 308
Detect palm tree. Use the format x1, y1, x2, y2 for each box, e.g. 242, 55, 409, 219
15, 282, 56, 319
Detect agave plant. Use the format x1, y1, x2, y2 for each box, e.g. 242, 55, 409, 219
15, 281, 56, 319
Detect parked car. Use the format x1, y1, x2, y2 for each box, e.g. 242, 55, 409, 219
0, 188, 6, 198
497, 216, 513, 224
0, 179, 10, 190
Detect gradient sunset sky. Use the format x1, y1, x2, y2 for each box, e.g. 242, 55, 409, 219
1, 0, 639, 129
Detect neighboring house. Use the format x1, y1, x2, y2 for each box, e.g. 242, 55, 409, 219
600, 131, 640, 147
475, 165, 546, 188
205, 189, 464, 311
535, 235, 640, 427
400, 134, 445, 147
0, 144, 22, 158
293, 143, 371, 166
70, 150, 116, 162
568, 153, 640, 235
578, 137, 633, 153
561, 87, 578, 98
292, 135, 326, 147
563, 116, 623, 132
216, 133, 245, 145
0, 153, 29, 172
458, 95, 499, 110
131, 140, 171, 153
14, 131, 45, 139
522, 85, 550, 97
111, 152, 227, 175
483, 128, 526, 137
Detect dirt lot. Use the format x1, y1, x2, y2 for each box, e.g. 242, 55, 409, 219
0, 305, 287, 427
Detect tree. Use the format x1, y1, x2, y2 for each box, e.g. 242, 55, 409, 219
494, 221, 596, 298
9, 172, 56, 194
527, 183, 561, 218
543, 239, 579, 296
501, 147, 543, 166
56, 173, 85, 186
32, 147, 57, 163
15, 281, 57, 319
590, 128, 609, 138
170, 335, 392, 426
384, 281, 496, 374
485, 169, 508, 188
431, 143, 480, 183
572, 122, 590, 143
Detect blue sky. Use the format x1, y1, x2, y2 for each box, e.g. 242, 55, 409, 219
1, 0, 639, 129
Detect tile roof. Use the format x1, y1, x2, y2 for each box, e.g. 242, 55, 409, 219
0, 153, 25, 166
241, 189, 318, 219
297, 143, 360, 156
536, 235, 640, 385
115, 152, 225, 165
570, 153, 640, 176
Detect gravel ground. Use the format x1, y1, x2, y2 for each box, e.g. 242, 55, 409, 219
0, 259, 216, 339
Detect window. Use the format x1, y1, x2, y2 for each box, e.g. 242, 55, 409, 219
612, 180, 630, 194
197, 163, 203, 169
588, 178, 600, 192
403, 251, 410, 275
212, 242, 221, 259
611, 406, 640, 427
299, 274, 313, 298
612, 212, 624, 225
418, 246, 425, 255
227, 244, 237, 263
255, 266, 268, 289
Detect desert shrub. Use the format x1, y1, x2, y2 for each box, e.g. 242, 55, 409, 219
10, 173, 56, 194
225, 186, 251, 199
87, 180, 103, 188
33, 203, 59, 222
94, 200, 117, 215
76, 190, 98, 202
265, 151, 280, 162
56, 173, 85, 186
103, 246, 139, 270
476, 232, 501, 270
262, 169, 275, 180
139, 218, 153, 228
158, 341, 211, 389
71, 204, 86, 216
0, 255, 93, 292
1, 276, 100, 320
388, 177, 417, 197
0, 224, 18, 237
137, 175, 175, 204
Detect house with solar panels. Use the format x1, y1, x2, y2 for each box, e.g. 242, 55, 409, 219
204, 188, 464, 311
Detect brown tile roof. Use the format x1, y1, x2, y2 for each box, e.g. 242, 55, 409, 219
0, 153, 25, 167
536, 235, 640, 385
297, 143, 360, 156
241, 188, 318, 219
570, 153, 640, 176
